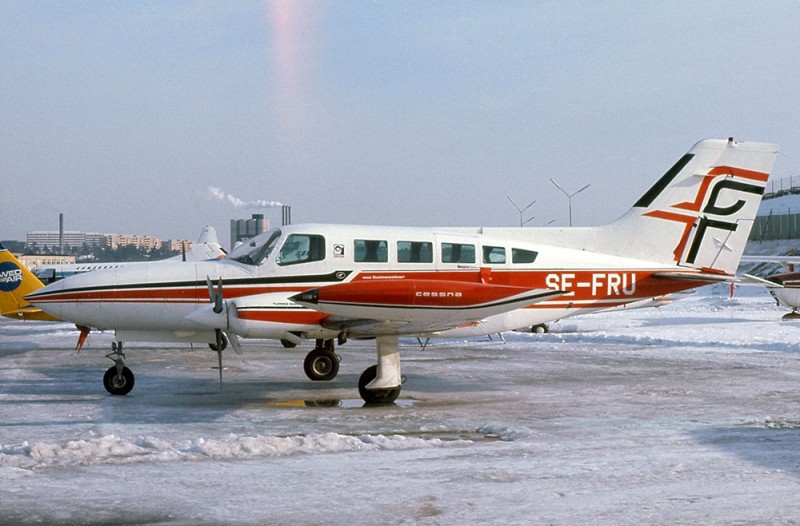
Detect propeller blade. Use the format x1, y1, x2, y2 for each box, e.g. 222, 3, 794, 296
215, 328, 224, 386
206, 276, 215, 302
227, 331, 243, 355
213, 277, 224, 314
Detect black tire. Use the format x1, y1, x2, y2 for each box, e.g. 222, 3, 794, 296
531, 323, 549, 334
280, 338, 298, 348
303, 348, 340, 381
103, 366, 135, 396
357, 365, 401, 405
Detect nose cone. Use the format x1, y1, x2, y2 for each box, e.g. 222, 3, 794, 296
185, 303, 227, 329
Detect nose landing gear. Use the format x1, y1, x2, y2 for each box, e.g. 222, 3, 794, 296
103, 341, 135, 396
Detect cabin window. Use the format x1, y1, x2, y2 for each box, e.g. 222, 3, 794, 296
441, 243, 476, 264
512, 248, 538, 264
397, 241, 433, 263
482, 246, 506, 264
277, 234, 326, 265
354, 239, 388, 263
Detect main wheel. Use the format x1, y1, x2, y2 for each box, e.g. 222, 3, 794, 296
531, 323, 549, 334
303, 348, 340, 381
103, 365, 135, 396
357, 365, 401, 405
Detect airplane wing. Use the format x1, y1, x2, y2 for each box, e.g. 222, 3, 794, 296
289, 280, 566, 337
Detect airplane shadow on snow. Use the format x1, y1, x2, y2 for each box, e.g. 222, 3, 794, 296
1, 360, 487, 427
691, 423, 800, 479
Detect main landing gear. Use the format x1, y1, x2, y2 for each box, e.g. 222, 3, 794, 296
303, 339, 340, 381
358, 335, 403, 404
97, 336, 404, 405
301, 336, 404, 404
531, 323, 549, 334
103, 341, 135, 396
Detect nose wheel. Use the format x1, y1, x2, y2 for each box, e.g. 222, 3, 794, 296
103, 365, 135, 395
103, 341, 135, 395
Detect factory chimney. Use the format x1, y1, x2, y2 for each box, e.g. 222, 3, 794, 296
59, 213, 64, 254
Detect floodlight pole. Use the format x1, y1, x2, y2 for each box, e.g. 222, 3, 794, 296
549, 179, 590, 227
506, 196, 536, 227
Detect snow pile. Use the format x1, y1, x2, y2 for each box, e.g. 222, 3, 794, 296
1, 431, 473, 469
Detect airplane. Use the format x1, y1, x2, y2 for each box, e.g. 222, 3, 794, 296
31, 226, 226, 284
740, 255, 800, 318
25, 138, 779, 404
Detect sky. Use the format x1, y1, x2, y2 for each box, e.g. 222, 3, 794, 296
2, 1, 800, 248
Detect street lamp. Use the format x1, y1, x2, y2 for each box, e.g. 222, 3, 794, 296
549, 178, 590, 227
506, 196, 536, 226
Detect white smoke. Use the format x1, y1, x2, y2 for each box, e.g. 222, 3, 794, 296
208, 187, 284, 209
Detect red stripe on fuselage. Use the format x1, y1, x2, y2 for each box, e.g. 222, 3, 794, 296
236, 309, 327, 324
28, 269, 713, 310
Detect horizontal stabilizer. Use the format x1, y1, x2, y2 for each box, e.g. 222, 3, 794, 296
739, 273, 782, 287
651, 271, 735, 283
1, 306, 61, 322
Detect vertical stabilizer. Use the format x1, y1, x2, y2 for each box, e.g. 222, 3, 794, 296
602, 138, 778, 274
0, 245, 59, 321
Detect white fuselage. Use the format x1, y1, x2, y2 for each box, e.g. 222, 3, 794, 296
27, 223, 707, 345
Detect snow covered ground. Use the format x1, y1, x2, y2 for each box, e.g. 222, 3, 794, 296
3, 285, 800, 525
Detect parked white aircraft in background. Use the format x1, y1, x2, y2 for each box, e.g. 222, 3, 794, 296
25, 138, 778, 403
741, 255, 800, 318
31, 226, 226, 284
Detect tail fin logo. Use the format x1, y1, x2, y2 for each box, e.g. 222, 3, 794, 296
0, 261, 24, 292
644, 166, 768, 266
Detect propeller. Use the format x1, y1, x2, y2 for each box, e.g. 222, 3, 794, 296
202, 276, 244, 387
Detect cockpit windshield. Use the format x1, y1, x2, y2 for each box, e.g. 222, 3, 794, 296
227, 228, 283, 266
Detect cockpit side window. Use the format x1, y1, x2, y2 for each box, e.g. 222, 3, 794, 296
277, 234, 326, 266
